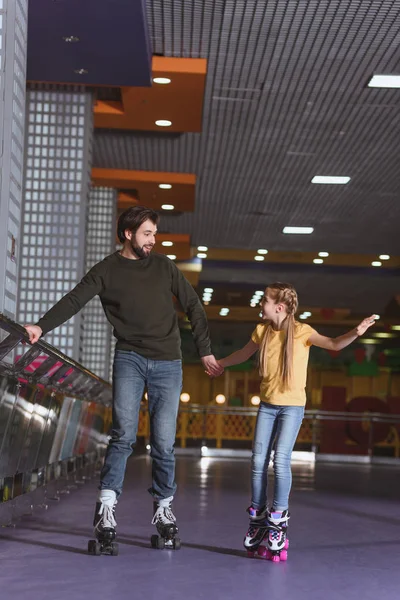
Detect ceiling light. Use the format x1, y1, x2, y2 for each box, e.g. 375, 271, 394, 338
198, 246, 208, 252
153, 77, 171, 85
161, 204, 174, 210
379, 254, 390, 260
361, 339, 381, 345
303, 311, 312, 317
203, 301, 209, 305
374, 315, 380, 320
162, 241, 173, 246
166, 254, 176, 260
74, 69, 88, 75
250, 302, 257, 307
283, 226, 314, 234
254, 256, 264, 261
180, 392, 190, 402
159, 183, 172, 189
373, 333, 396, 339
197, 253, 207, 259
257, 249, 268, 255
368, 74, 400, 88
203, 294, 212, 301
371, 261, 382, 267
63, 36, 79, 43
155, 120, 172, 127
204, 288, 213, 293
391, 325, 400, 331
311, 176, 351, 184
313, 258, 324, 264
250, 395, 261, 406
318, 252, 329, 257
255, 290, 264, 295
299, 314, 307, 320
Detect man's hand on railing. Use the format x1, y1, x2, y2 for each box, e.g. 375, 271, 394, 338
24, 324, 43, 344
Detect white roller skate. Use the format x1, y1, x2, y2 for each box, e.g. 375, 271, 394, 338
88, 489, 119, 556
244, 505, 268, 556
258, 509, 290, 562
151, 496, 181, 550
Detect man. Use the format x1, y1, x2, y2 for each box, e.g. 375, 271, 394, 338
25, 205, 222, 549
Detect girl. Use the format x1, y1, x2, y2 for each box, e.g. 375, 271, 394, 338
217, 282, 376, 561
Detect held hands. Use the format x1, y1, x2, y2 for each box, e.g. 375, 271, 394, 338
201, 355, 224, 378
24, 325, 43, 344
356, 315, 378, 337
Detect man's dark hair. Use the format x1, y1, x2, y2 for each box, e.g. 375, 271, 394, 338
117, 206, 159, 243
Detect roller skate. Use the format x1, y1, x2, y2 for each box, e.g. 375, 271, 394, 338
150, 496, 181, 550
258, 509, 290, 563
88, 490, 119, 556
244, 505, 268, 557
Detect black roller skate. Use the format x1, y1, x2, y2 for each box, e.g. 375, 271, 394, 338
88, 490, 119, 556
150, 496, 181, 550
258, 509, 290, 562
244, 505, 268, 557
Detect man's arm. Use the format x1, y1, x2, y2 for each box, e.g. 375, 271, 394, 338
170, 262, 222, 375
25, 263, 105, 343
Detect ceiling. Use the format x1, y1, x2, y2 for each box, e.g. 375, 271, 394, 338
27, 0, 152, 86
29, 0, 400, 329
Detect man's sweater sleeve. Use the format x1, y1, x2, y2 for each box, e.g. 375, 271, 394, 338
170, 261, 212, 358
36, 262, 106, 335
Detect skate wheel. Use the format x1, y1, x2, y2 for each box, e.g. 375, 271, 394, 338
247, 550, 255, 558
279, 550, 288, 561
173, 537, 181, 550
284, 539, 289, 550
150, 534, 159, 549
272, 555, 280, 563
265, 549, 273, 561
110, 542, 119, 556
257, 545, 267, 558
88, 540, 101, 556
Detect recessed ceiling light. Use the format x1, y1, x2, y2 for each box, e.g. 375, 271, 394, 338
379, 254, 390, 260
74, 69, 88, 75
283, 226, 314, 234
155, 120, 172, 127
198, 246, 208, 251
166, 254, 176, 260
204, 287, 213, 293
368, 74, 400, 88
373, 332, 396, 339
299, 314, 307, 320
161, 204, 174, 210
391, 325, 400, 331
371, 261, 382, 267
254, 256, 264, 261
313, 258, 323, 264
311, 176, 351, 184
162, 241, 173, 246
374, 315, 380, 320
203, 295, 212, 301
153, 77, 172, 85
318, 251, 329, 257
197, 253, 207, 259
63, 36, 80, 43
257, 249, 268, 255
250, 302, 257, 307
255, 290, 264, 295
361, 339, 381, 345
303, 311, 312, 317
159, 184, 172, 189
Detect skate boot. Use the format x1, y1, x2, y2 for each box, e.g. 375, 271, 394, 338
150, 496, 180, 550
258, 509, 290, 562
88, 489, 119, 556
244, 505, 268, 556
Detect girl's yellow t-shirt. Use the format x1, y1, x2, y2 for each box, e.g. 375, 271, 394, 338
251, 321, 316, 407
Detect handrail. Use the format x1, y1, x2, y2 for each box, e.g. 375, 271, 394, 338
0, 313, 112, 406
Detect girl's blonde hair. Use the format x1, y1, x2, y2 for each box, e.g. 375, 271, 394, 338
259, 282, 299, 391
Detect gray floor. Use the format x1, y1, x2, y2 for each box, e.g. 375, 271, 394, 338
1, 456, 400, 600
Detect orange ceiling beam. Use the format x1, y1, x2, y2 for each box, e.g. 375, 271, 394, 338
94, 56, 207, 133
92, 168, 196, 212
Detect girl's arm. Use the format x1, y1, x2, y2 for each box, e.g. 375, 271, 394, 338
308, 314, 377, 351
218, 340, 259, 368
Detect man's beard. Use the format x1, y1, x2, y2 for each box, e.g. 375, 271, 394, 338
130, 238, 153, 260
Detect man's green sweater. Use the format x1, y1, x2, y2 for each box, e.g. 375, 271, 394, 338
36, 252, 211, 360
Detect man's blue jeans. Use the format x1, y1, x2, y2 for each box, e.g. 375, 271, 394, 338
100, 350, 182, 499
251, 402, 304, 511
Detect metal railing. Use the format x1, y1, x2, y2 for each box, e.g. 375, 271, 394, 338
0, 313, 112, 405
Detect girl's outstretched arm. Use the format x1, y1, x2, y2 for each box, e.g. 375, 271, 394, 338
219, 340, 259, 368
308, 314, 378, 351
